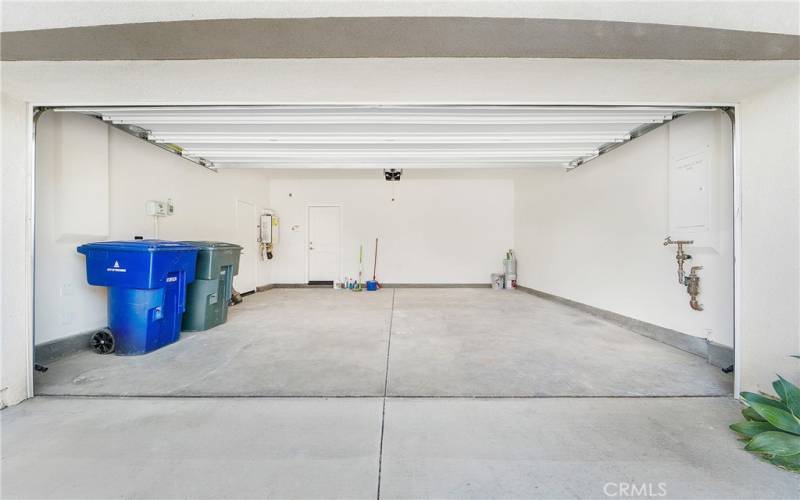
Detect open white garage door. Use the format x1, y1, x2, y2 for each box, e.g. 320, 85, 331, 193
55, 105, 709, 171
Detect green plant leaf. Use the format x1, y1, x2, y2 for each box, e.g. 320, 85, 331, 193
742, 407, 767, 422
773, 380, 788, 402
741, 392, 789, 412
777, 376, 800, 417
769, 453, 800, 473
748, 402, 800, 435
745, 431, 800, 456
730, 421, 779, 437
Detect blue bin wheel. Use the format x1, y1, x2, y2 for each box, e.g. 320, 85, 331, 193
91, 329, 115, 354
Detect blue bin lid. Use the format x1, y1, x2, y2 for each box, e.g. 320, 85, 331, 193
78, 240, 198, 253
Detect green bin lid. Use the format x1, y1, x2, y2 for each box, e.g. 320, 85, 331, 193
181, 241, 243, 250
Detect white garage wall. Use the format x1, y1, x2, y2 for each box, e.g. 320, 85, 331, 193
34, 113, 109, 348
33, 112, 272, 345
269, 171, 514, 284
514, 111, 734, 347
1, 92, 32, 407
739, 74, 800, 393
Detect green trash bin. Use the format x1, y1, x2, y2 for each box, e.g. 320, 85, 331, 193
181, 241, 243, 331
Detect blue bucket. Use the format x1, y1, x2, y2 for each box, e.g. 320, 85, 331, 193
366, 280, 379, 291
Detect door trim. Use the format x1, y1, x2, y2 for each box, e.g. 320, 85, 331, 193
305, 204, 343, 285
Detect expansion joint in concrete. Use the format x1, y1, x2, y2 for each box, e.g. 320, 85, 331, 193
376, 288, 396, 499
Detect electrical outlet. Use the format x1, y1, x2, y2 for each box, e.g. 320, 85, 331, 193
146, 200, 168, 217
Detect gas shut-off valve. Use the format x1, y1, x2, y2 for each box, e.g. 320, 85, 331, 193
663, 236, 703, 311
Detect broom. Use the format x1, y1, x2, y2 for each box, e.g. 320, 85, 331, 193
367, 238, 382, 289
368, 238, 381, 289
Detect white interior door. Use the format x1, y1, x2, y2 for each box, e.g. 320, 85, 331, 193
234, 200, 257, 293
308, 206, 341, 283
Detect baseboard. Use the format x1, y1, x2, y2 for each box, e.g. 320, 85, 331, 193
380, 283, 491, 288
707, 341, 735, 369
268, 283, 333, 289
266, 283, 491, 289
35, 331, 95, 365
516, 285, 733, 365
255, 284, 275, 292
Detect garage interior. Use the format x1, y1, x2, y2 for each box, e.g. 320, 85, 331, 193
31, 105, 735, 399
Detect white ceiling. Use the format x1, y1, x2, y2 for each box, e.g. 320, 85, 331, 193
60, 105, 702, 170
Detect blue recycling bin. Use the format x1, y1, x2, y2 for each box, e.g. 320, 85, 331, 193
77, 240, 199, 355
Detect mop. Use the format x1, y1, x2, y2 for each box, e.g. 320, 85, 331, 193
353, 244, 364, 291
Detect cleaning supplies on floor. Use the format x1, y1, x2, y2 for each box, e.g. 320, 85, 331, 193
341, 240, 382, 292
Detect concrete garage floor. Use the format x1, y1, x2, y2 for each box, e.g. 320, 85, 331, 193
8, 289, 781, 499
34, 288, 732, 397
2, 397, 798, 499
